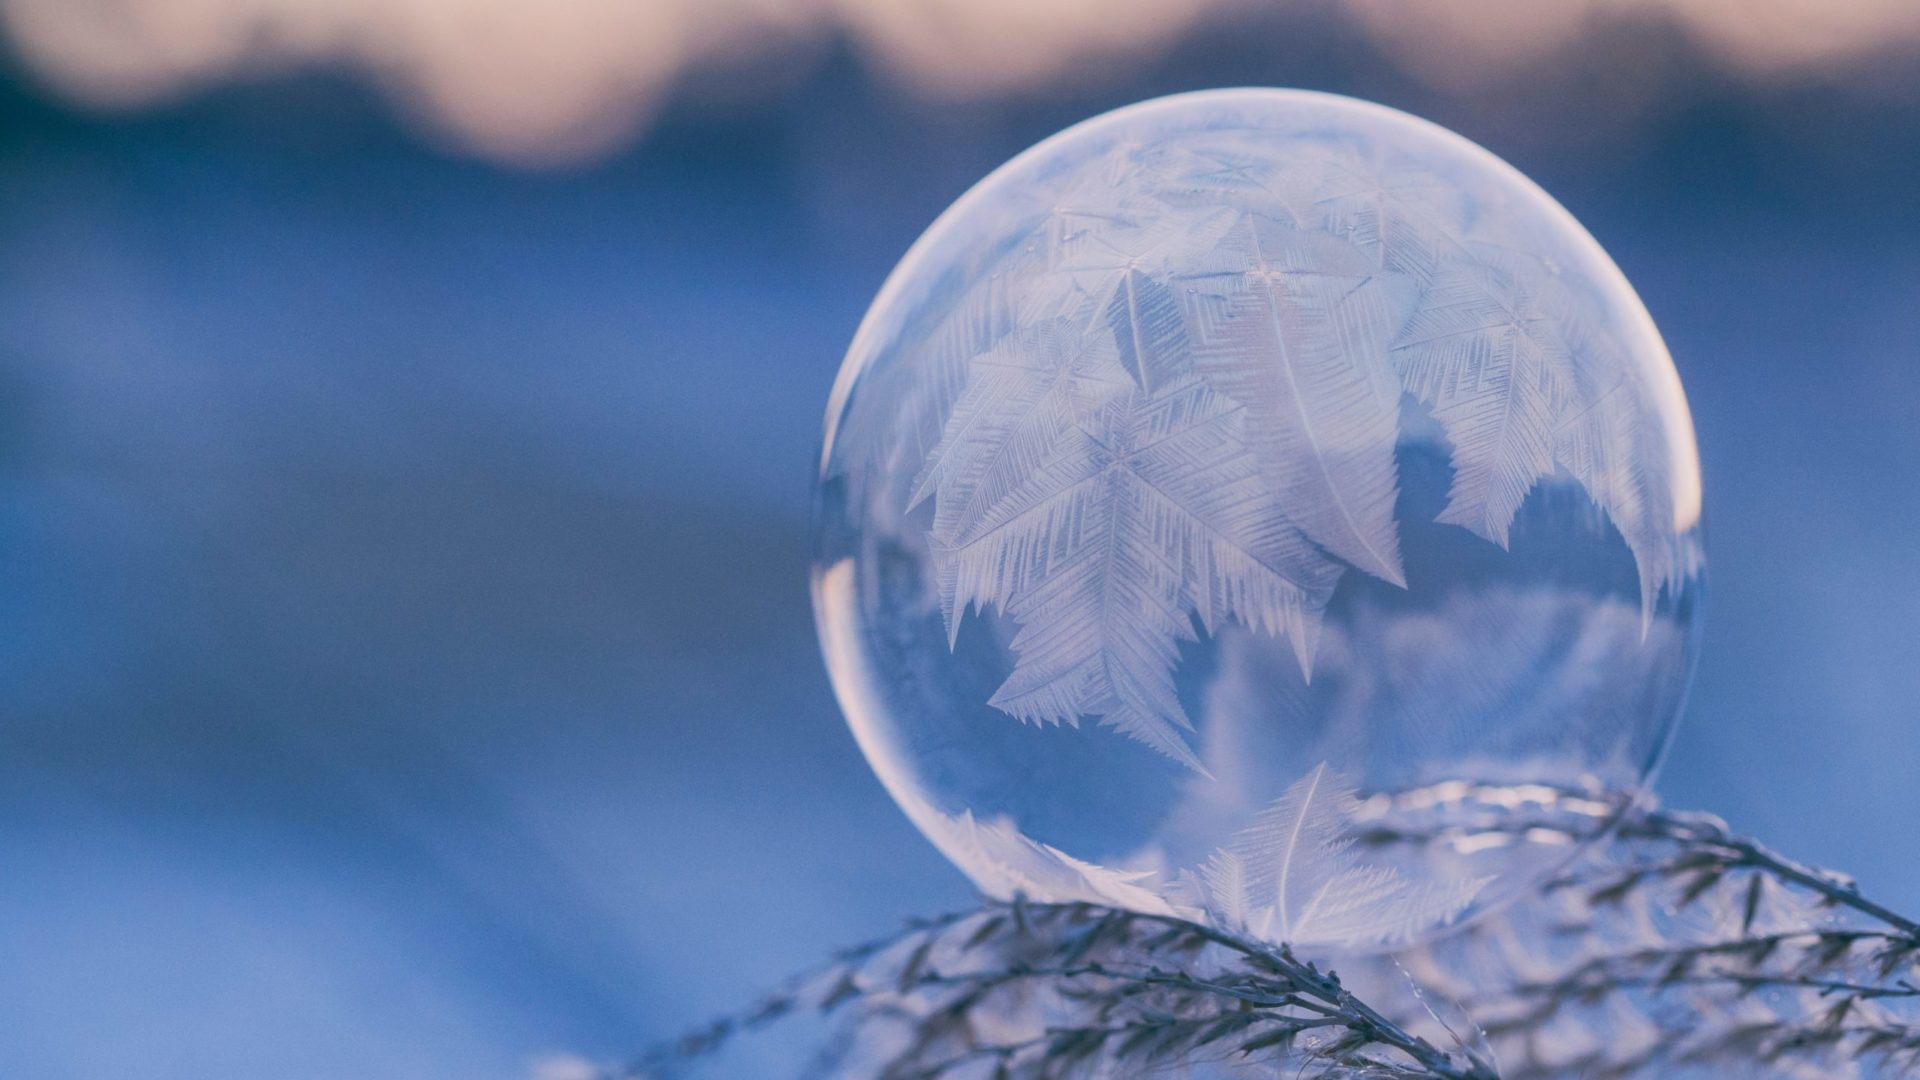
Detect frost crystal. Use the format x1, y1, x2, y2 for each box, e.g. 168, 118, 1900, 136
818, 91, 1703, 957
900, 127, 1689, 767
1177, 763, 1486, 948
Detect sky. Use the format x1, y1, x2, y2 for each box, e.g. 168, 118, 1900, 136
1, 4, 1918, 1078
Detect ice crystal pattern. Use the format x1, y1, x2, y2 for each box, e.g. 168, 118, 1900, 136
1175, 763, 1486, 948
899, 122, 1691, 769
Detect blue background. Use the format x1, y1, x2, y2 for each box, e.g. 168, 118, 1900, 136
1, 14, 1917, 1078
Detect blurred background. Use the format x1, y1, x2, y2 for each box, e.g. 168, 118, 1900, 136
1, 2, 1917, 1076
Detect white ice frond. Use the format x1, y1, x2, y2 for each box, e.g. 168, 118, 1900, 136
1195, 850, 1250, 929
941, 809, 1176, 915
1554, 370, 1683, 619
1398, 247, 1686, 614
1028, 207, 1241, 336
1188, 216, 1411, 587
910, 318, 1130, 548
1105, 269, 1191, 395
937, 383, 1341, 772
1393, 260, 1566, 547
897, 785, 1177, 915
1164, 144, 1313, 218
1306, 149, 1468, 285
840, 265, 1027, 503
1192, 762, 1487, 949
900, 140, 1693, 772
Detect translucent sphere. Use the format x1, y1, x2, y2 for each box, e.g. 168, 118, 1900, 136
812, 90, 1703, 951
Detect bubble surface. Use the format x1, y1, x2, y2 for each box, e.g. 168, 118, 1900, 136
812, 89, 1703, 951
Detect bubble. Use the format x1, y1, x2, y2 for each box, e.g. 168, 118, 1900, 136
812, 89, 1703, 951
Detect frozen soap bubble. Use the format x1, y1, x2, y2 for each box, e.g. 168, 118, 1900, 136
811, 89, 1703, 951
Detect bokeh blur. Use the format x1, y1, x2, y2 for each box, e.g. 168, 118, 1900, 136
1, 2, 1917, 1077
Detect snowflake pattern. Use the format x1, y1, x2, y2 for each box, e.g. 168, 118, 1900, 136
881, 127, 1688, 769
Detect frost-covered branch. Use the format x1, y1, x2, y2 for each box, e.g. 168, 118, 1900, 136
1364, 786, 1920, 1078
626, 898, 1493, 1080
624, 792, 1920, 1079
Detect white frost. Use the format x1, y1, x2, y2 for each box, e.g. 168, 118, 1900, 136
892, 126, 1689, 768
1176, 763, 1488, 949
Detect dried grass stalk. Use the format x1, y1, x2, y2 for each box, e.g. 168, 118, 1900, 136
626, 791, 1920, 1079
